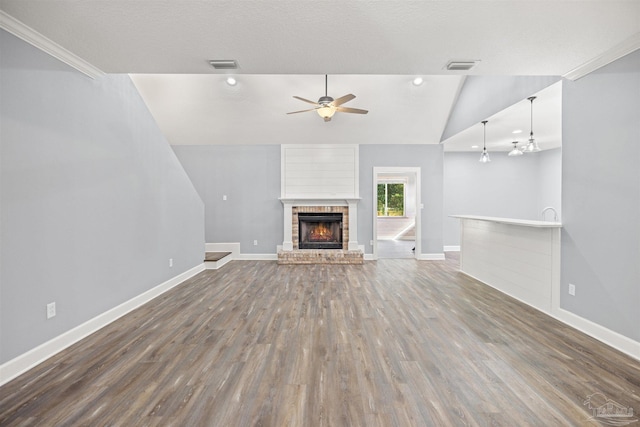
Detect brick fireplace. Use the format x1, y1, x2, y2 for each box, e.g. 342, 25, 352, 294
278, 199, 363, 264
278, 144, 363, 264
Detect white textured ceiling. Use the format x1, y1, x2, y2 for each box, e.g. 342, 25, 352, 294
130, 74, 463, 145
1, 1, 638, 148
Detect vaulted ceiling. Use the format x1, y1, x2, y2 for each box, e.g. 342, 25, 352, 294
1, 1, 638, 149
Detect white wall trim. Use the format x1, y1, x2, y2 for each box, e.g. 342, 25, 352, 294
0, 264, 205, 386
0, 11, 105, 79
373, 167, 421, 260
443, 245, 460, 252
416, 253, 446, 261
563, 32, 640, 81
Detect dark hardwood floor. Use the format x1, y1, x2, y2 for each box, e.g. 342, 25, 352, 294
1, 254, 639, 426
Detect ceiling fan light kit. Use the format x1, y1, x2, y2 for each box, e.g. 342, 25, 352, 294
287, 75, 368, 122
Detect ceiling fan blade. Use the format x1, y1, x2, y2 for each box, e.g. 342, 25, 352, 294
293, 96, 319, 106
335, 106, 368, 114
286, 107, 319, 114
332, 94, 355, 107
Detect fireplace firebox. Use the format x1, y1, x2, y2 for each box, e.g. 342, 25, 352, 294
298, 213, 343, 249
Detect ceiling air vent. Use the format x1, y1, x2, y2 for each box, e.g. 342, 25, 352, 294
446, 61, 478, 71
209, 60, 238, 70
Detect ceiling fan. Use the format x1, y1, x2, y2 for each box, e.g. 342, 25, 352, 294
287, 75, 369, 122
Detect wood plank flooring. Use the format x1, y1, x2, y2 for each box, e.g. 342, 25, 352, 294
1, 254, 639, 426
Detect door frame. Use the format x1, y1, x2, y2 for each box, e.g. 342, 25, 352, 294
372, 167, 421, 260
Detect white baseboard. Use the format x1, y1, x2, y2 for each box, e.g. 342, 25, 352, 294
552, 308, 640, 362
444, 245, 460, 252
0, 263, 205, 386
416, 253, 446, 261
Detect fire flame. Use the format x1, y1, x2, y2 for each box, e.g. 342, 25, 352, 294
308, 223, 335, 242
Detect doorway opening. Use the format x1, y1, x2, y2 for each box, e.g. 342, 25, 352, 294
373, 167, 421, 259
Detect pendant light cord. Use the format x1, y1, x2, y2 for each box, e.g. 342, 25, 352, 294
528, 96, 536, 139
482, 120, 488, 149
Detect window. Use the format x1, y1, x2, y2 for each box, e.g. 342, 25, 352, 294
377, 182, 405, 216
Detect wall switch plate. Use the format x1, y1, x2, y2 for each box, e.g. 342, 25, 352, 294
568, 283, 576, 296
169, 258, 173, 267
253, 240, 258, 246
47, 302, 56, 319
223, 195, 227, 201
370, 240, 374, 246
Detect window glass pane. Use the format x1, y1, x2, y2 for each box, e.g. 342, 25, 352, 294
387, 183, 404, 216
377, 182, 405, 217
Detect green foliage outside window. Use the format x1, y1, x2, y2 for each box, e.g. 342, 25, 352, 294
377, 183, 405, 216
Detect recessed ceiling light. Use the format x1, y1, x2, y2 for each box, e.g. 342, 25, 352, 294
209, 59, 238, 69
412, 77, 423, 86
512, 129, 523, 134
226, 77, 237, 86
471, 145, 479, 149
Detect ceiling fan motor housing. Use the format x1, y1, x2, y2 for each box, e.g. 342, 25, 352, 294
318, 96, 334, 105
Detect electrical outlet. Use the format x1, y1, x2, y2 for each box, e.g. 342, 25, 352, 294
47, 302, 56, 319
169, 258, 173, 267
253, 240, 258, 246
568, 283, 576, 296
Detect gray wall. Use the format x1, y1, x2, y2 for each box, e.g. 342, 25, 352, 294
561, 50, 639, 341
172, 145, 283, 254
360, 145, 444, 255
174, 144, 444, 256
0, 30, 204, 363
441, 76, 561, 141
537, 148, 562, 220
443, 148, 562, 246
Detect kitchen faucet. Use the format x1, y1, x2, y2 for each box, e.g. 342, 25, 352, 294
541, 206, 559, 222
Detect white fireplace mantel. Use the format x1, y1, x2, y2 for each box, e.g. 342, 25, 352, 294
280, 198, 360, 251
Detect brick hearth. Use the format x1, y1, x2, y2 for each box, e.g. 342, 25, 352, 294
278, 205, 363, 265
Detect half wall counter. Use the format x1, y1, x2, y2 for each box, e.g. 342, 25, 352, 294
451, 215, 562, 315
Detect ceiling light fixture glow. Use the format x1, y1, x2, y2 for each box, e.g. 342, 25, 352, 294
508, 141, 524, 156
412, 77, 424, 86
226, 77, 237, 86
316, 104, 336, 121
512, 129, 523, 134
479, 120, 491, 163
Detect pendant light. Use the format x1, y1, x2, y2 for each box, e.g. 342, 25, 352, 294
479, 120, 490, 163
523, 96, 541, 153
508, 141, 523, 156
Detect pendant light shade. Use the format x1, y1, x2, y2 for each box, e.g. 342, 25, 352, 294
523, 96, 541, 153
508, 141, 523, 156
479, 120, 490, 163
